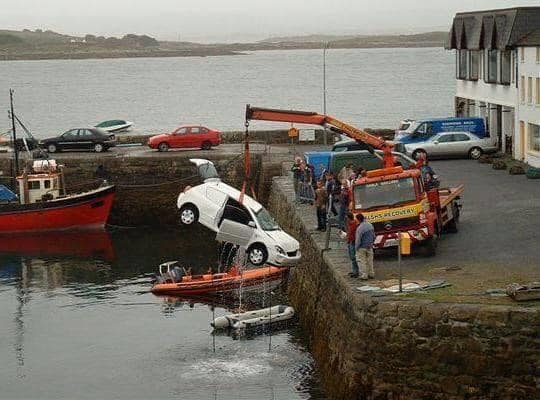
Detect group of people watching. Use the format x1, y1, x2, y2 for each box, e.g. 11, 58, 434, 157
291, 153, 439, 281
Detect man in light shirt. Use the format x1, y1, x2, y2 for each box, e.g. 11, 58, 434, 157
355, 213, 375, 280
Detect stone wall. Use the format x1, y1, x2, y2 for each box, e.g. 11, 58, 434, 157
0, 154, 274, 227
268, 175, 540, 400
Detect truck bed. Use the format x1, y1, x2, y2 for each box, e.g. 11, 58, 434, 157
438, 185, 464, 208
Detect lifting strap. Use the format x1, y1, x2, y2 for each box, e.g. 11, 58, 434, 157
239, 120, 250, 204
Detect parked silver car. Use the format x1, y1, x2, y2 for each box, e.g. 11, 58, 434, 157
403, 132, 498, 160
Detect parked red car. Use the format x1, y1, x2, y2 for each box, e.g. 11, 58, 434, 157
148, 125, 222, 152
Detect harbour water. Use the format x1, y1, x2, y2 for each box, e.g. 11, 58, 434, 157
0, 47, 454, 137
0, 47, 455, 399
0, 226, 324, 399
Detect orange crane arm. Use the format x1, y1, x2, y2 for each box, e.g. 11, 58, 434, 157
245, 105, 395, 168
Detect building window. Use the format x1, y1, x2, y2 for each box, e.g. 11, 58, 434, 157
528, 123, 540, 152
537, 47, 540, 63
500, 51, 511, 85
44, 180, 51, 189
456, 50, 467, 80
520, 47, 525, 62
528, 77, 533, 104
537, 77, 540, 105
484, 50, 497, 83
468, 51, 479, 80
521, 76, 526, 102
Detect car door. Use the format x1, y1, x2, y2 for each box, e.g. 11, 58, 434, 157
78, 129, 96, 150
429, 133, 454, 157
452, 133, 472, 156
171, 127, 188, 148
58, 129, 80, 150
203, 186, 228, 228
186, 126, 200, 148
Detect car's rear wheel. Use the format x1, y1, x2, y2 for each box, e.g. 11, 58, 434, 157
247, 244, 268, 266
179, 204, 199, 226
469, 147, 483, 160
201, 141, 212, 150
94, 143, 104, 153
158, 142, 169, 152
47, 143, 57, 153
412, 149, 427, 161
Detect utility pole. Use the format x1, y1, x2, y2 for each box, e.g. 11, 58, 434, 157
322, 42, 328, 145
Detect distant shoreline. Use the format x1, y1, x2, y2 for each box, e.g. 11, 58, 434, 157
0, 43, 443, 61
0, 29, 446, 61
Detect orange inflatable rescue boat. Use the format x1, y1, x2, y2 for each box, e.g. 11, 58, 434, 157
151, 261, 287, 296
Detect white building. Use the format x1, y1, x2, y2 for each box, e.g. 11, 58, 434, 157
446, 7, 540, 168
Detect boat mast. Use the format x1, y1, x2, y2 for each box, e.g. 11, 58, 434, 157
9, 89, 19, 180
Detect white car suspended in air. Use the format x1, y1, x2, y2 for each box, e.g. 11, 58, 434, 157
177, 159, 301, 267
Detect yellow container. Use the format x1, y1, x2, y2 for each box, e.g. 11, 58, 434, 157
400, 232, 411, 255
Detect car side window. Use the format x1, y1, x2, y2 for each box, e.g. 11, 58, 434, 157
191, 127, 200, 134
176, 127, 187, 134
454, 134, 470, 142
415, 123, 426, 135
79, 129, 92, 137
201, 127, 209, 134
62, 129, 78, 138
222, 198, 253, 225
425, 123, 433, 134
437, 134, 454, 143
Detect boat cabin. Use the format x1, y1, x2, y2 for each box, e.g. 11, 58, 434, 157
16, 160, 64, 204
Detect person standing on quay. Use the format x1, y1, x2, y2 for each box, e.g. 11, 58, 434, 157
291, 157, 303, 202
346, 212, 360, 278
355, 213, 375, 280
314, 180, 328, 231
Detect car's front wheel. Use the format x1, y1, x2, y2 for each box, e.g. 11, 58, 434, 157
179, 204, 199, 226
94, 143, 104, 153
469, 147, 483, 160
47, 143, 57, 153
158, 142, 169, 152
247, 244, 268, 266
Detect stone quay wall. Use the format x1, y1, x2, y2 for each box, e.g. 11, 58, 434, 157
0, 153, 280, 227
267, 175, 540, 400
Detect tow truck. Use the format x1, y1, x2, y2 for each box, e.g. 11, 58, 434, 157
245, 105, 464, 255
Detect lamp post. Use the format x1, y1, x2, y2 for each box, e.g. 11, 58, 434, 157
323, 41, 328, 145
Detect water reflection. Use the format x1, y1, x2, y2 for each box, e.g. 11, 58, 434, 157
0, 226, 325, 400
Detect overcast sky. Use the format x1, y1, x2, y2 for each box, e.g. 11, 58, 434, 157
1, 0, 538, 42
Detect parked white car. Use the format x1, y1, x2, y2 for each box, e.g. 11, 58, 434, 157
177, 159, 301, 267
403, 132, 498, 160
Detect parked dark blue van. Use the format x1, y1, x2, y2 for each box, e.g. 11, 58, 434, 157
394, 117, 487, 144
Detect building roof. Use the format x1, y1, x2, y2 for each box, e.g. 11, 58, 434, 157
445, 7, 540, 50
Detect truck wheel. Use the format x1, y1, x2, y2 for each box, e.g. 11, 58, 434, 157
201, 141, 212, 150
247, 244, 268, 266
469, 147, 483, 160
412, 149, 427, 161
179, 204, 199, 226
420, 237, 437, 257
158, 142, 169, 152
445, 204, 460, 233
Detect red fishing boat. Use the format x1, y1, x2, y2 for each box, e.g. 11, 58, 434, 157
151, 261, 288, 296
0, 159, 115, 234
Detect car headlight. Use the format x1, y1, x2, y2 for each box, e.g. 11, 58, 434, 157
275, 246, 286, 255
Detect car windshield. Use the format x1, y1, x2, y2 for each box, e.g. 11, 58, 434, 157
198, 163, 219, 180
353, 177, 416, 210
254, 207, 280, 231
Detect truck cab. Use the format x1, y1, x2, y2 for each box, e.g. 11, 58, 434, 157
352, 166, 432, 249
